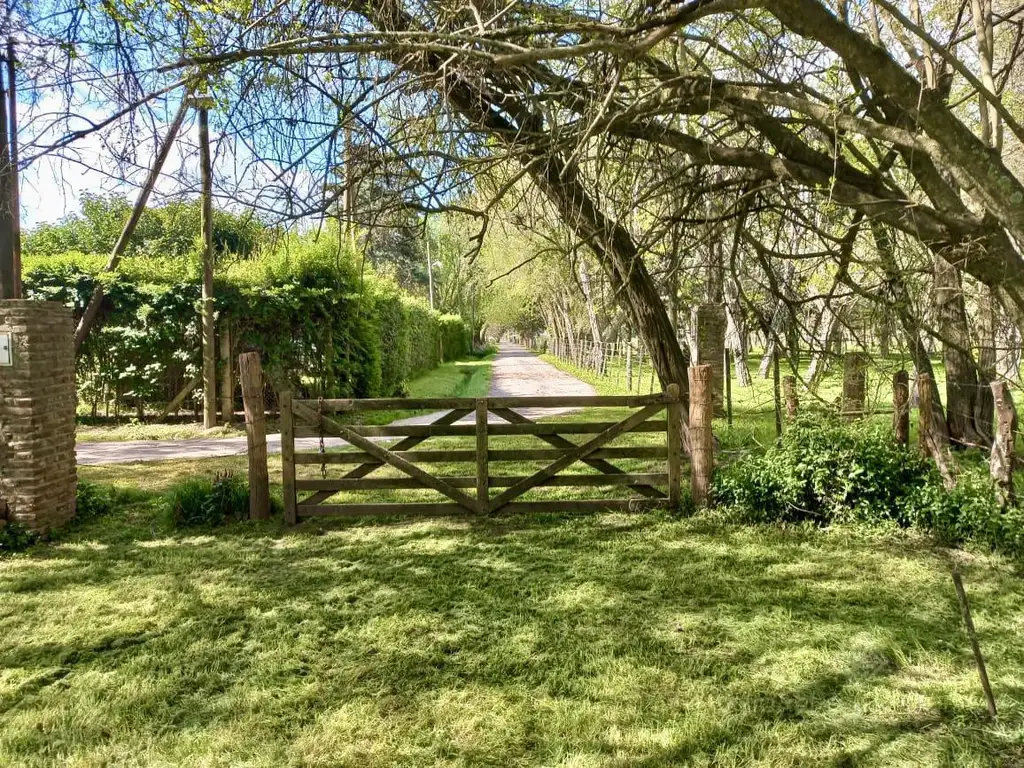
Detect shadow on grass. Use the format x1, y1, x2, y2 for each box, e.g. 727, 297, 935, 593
2, 497, 1023, 766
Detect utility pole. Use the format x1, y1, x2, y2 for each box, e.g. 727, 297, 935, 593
0, 43, 16, 298
197, 98, 217, 429
426, 233, 434, 310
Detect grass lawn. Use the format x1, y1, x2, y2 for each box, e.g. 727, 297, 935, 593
2, 494, 1023, 766
74, 353, 494, 443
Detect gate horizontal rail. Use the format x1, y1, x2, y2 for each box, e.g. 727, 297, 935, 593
279, 385, 684, 523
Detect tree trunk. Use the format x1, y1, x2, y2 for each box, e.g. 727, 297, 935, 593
578, 259, 604, 372
933, 254, 986, 448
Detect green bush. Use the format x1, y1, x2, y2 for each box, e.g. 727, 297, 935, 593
75, 481, 115, 523
166, 473, 250, 528
23, 233, 473, 412
0, 521, 38, 555
713, 415, 1021, 557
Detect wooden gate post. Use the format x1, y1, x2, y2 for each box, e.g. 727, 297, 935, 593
280, 390, 297, 524
239, 352, 270, 520
783, 375, 798, 421
990, 380, 1017, 508
475, 398, 489, 514
625, 342, 633, 392
893, 370, 910, 446
689, 365, 714, 508
842, 352, 867, 420
666, 383, 683, 509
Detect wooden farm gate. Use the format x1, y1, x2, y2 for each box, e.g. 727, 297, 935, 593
278, 385, 685, 521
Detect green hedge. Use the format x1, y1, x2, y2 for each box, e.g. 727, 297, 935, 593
23, 238, 471, 413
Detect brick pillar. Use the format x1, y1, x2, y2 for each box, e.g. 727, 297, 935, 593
690, 304, 726, 417
0, 301, 77, 531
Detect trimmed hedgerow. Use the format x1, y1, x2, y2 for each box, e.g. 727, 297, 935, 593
23, 235, 471, 412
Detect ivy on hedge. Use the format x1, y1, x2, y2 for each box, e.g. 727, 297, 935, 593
23, 239, 471, 411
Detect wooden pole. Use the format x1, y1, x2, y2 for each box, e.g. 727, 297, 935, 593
626, 342, 633, 392
990, 380, 1017, 508
475, 398, 489, 514
919, 372, 956, 487
952, 571, 998, 719
219, 320, 233, 424
666, 382, 683, 509
772, 353, 783, 439
0, 51, 14, 299
842, 352, 867, 420
724, 347, 733, 427
75, 95, 191, 352
239, 352, 270, 520
280, 390, 296, 524
783, 375, 798, 421
198, 104, 217, 430
893, 370, 910, 446
6, 40, 20, 298
689, 365, 714, 507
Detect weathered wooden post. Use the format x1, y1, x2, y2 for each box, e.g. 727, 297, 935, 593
919, 372, 955, 487
892, 370, 910, 446
666, 382, 683, 509
219, 320, 233, 424
689, 365, 714, 508
918, 371, 933, 453
783, 375, 798, 421
772, 354, 783, 439
279, 390, 296, 524
724, 347, 733, 427
990, 380, 1017, 508
842, 352, 867, 420
475, 398, 489, 514
625, 342, 633, 391
238, 352, 270, 520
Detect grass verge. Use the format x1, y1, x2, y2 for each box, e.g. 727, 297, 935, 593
74, 353, 494, 443
2, 496, 1022, 766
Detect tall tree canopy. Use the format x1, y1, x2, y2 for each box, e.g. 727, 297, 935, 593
14, 0, 1024, 438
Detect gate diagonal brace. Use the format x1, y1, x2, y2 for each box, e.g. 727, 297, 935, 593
489, 403, 666, 513
488, 407, 666, 500
291, 400, 478, 513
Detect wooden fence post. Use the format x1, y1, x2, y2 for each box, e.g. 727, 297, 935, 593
893, 370, 910, 446
666, 383, 683, 509
724, 347, 733, 427
280, 390, 297, 524
476, 398, 489, 514
783, 375, 798, 421
990, 380, 1017, 509
626, 342, 633, 392
689, 365, 714, 508
842, 352, 867, 420
239, 352, 270, 520
919, 372, 956, 487
772, 354, 782, 439
220, 320, 233, 424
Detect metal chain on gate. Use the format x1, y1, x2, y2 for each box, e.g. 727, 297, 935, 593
317, 396, 328, 479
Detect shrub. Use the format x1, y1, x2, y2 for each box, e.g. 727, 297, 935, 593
0, 521, 38, 555
166, 472, 250, 528
713, 415, 1023, 558
75, 481, 115, 522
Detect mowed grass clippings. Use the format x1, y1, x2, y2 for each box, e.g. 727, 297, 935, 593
2, 505, 1024, 766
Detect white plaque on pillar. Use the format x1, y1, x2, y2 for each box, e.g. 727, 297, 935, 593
0, 332, 11, 366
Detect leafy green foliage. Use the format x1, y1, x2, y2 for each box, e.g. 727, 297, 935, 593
75, 481, 115, 523
0, 521, 39, 555
23, 231, 472, 413
714, 416, 1019, 557
165, 472, 250, 528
